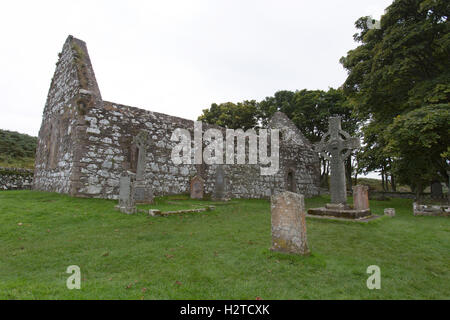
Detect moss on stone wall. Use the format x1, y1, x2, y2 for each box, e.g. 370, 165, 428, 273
71, 43, 88, 89
0, 167, 33, 177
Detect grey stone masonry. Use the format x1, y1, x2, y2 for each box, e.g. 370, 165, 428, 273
34, 36, 321, 200
0, 167, 34, 190
413, 202, 450, 216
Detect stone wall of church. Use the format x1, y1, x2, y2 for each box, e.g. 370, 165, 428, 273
34, 35, 321, 200
73, 101, 199, 199
74, 101, 320, 200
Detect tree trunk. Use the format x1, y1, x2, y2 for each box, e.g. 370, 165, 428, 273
391, 174, 397, 192
415, 182, 423, 203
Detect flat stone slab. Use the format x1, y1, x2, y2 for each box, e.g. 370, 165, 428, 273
306, 214, 381, 223
307, 207, 371, 219
148, 206, 215, 217
413, 202, 450, 216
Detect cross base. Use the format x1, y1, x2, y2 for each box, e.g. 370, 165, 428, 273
307, 206, 371, 219
114, 205, 137, 215
325, 203, 352, 210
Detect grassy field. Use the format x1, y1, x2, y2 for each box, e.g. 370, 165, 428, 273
0, 190, 448, 300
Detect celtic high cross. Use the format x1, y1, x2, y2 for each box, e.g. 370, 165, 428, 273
316, 117, 360, 205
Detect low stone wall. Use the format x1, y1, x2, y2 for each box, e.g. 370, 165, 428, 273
413, 202, 450, 217
369, 191, 433, 200
0, 167, 34, 190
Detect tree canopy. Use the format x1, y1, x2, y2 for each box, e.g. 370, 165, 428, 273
197, 0, 449, 193
340, 0, 449, 192
0, 129, 37, 169
197, 100, 259, 131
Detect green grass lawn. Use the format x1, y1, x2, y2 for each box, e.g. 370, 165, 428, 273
0, 190, 448, 300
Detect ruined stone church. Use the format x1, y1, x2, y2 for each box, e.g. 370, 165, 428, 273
33, 36, 320, 199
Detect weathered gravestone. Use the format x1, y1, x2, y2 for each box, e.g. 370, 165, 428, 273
212, 165, 227, 201
190, 175, 204, 200
270, 192, 309, 255
308, 117, 371, 219
431, 181, 443, 200
133, 130, 154, 204
353, 185, 370, 212
117, 172, 136, 214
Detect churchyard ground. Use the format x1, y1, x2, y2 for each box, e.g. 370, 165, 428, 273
0, 190, 448, 299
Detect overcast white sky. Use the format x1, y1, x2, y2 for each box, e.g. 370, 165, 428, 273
0, 0, 392, 138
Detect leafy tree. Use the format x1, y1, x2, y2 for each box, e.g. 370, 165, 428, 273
340, 0, 449, 192
258, 90, 296, 127
291, 89, 360, 188
292, 88, 358, 143
385, 104, 449, 198
355, 121, 396, 191
198, 100, 259, 130
0, 129, 38, 168
198, 89, 361, 188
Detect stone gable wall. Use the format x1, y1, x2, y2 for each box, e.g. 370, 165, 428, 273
33, 36, 103, 195
33, 37, 81, 194
34, 36, 321, 200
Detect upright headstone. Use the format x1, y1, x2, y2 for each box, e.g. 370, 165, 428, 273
212, 165, 226, 201
353, 185, 370, 211
190, 175, 204, 200
431, 181, 443, 200
133, 130, 154, 204
134, 130, 148, 181
117, 172, 136, 214
316, 117, 360, 205
270, 192, 309, 255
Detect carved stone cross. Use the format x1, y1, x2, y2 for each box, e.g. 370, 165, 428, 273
316, 117, 360, 205
133, 130, 149, 181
